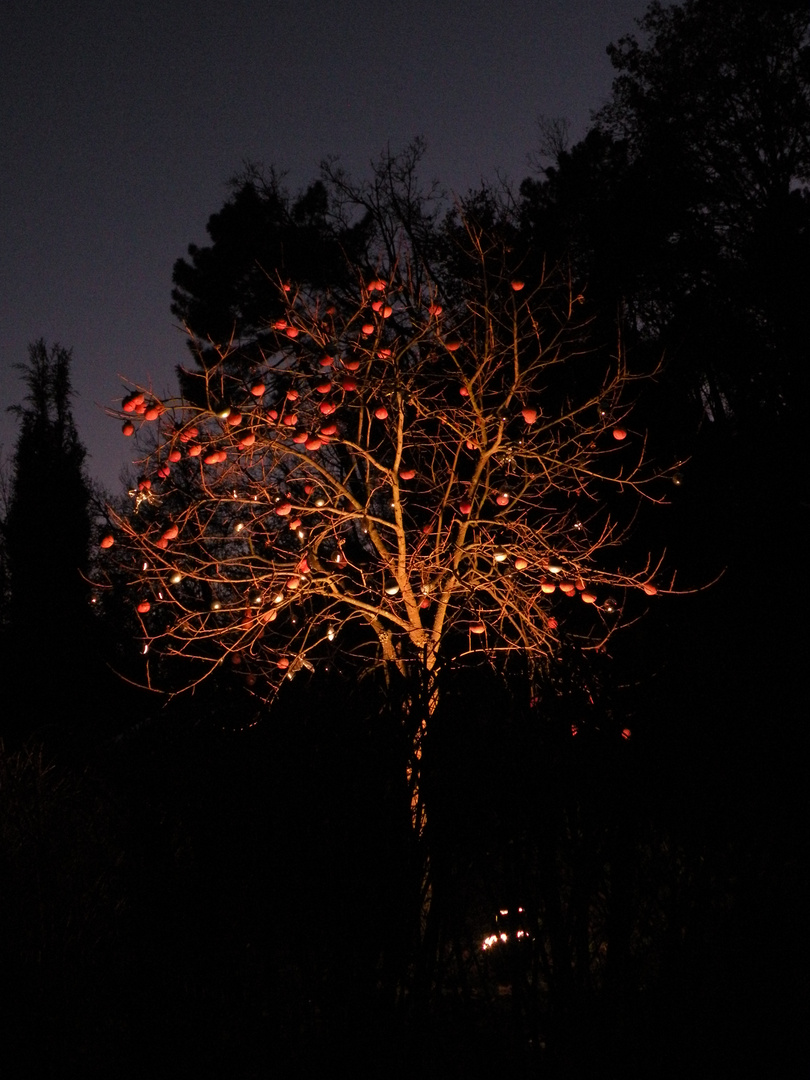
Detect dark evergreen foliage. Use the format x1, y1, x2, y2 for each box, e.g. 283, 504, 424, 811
521, 0, 810, 439
170, 168, 373, 381
1, 341, 95, 746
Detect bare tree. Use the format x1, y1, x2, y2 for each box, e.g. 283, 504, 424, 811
102, 210, 676, 836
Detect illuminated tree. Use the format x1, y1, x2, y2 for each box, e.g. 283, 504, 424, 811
104, 211, 676, 830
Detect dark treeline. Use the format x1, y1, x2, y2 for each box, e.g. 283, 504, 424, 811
1, 1, 807, 1074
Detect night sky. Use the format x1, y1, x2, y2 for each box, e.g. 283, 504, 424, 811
1, 0, 644, 493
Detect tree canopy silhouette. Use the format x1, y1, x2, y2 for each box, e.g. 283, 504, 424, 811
1, 341, 94, 745
520, 0, 810, 434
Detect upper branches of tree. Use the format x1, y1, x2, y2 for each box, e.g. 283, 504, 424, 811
170, 141, 448, 379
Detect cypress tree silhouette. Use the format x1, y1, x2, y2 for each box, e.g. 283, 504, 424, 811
1, 341, 94, 746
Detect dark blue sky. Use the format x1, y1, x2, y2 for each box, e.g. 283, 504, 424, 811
1, 0, 645, 493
